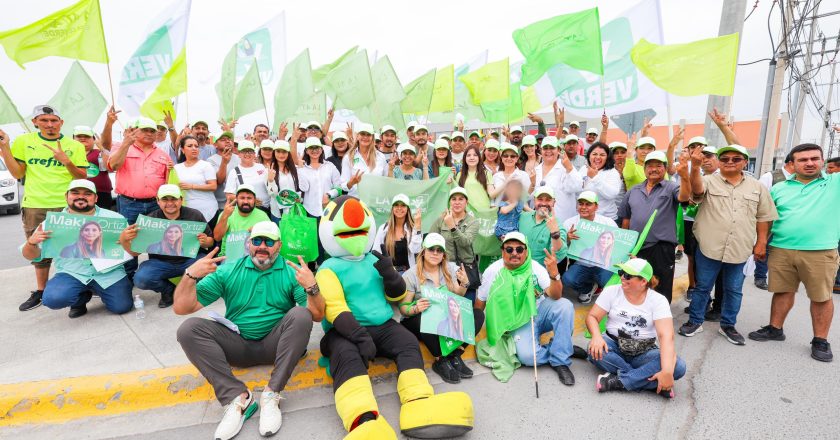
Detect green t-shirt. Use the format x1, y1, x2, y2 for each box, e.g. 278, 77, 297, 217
770, 172, 840, 250
459, 170, 492, 211
196, 255, 307, 340
11, 133, 89, 208
218, 208, 270, 256
518, 211, 568, 265
622, 159, 646, 190
319, 254, 392, 331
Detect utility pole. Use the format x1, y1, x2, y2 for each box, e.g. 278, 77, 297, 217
756, 0, 795, 176
819, 61, 836, 148
703, 0, 748, 148
784, 2, 820, 152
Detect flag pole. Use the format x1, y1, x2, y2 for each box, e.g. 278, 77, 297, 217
530, 316, 539, 398
94, 0, 116, 105
253, 58, 270, 127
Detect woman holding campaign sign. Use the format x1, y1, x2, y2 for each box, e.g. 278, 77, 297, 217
580, 142, 622, 222
373, 194, 422, 274
60, 221, 104, 259
173, 136, 218, 222
400, 233, 484, 385
146, 224, 184, 257
585, 258, 687, 399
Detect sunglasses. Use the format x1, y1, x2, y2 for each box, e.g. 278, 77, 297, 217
719, 157, 745, 164
618, 270, 641, 280
502, 154, 518, 159
427, 246, 445, 254
250, 237, 276, 247
504, 246, 526, 255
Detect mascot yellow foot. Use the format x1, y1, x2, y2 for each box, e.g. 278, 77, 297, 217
397, 369, 474, 438
336, 376, 396, 439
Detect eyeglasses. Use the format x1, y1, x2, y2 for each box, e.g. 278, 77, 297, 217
502, 154, 518, 159
504, 246, 526, 255
250, 237, 276, 247
427, 247, 445, 254
702, 152, 715, 158
719, 157, 745, 164
618, 270, 640, 280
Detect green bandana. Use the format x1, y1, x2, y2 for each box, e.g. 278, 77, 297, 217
484, 253, 538, 346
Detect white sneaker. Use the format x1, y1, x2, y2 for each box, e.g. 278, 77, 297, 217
259, 390, 283, 436
214, 390, 257, 440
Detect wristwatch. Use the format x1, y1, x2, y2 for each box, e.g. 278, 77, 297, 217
552, 273, 562, 282
305, 284, 321, 296
450, 227, 457, 232
184, 270, 202, 282
550, 231, 562, 240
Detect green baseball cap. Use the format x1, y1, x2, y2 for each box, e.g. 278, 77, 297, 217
716, 144, 749, 159
615, 258, 654, 281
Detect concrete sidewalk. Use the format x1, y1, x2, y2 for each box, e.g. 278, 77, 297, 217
0, 262, 689, 429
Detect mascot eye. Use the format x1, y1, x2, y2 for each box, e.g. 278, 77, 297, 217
322, 206, 332, 217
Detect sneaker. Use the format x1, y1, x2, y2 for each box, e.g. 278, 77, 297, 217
719, 326, 746, 346
754, 278, 769, 290
678, 322, 703, 337
811, 338, 833, 362
19, 290, 43, 311
432, 358, 460, 384
748, 325, 786, 342
578, 291, 593, 304
571, 345, 588, 360
448, 355, 473, 379
553, 365, 575, 386
259, 390, 283, 436
656, 388, 675, 399
595, 372, 624, 393
214, 390, 258, 440
158, 291, 173, 308
704, 310, 721, 322
675, 250, 683, 261
68, 304, 87, 319
833, 285, 840, 294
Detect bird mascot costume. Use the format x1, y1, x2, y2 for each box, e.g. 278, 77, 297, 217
315, 195, 474, 439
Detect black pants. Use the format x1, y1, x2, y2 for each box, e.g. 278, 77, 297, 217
401, 309, 485, 358
321, 320, 424, 391
96, 192, 115, 210
637, 242, 677, 303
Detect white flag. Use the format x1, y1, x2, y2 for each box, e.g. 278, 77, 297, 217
117, 0, 191, 117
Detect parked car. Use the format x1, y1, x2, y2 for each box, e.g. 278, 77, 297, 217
0, 158, 21, 215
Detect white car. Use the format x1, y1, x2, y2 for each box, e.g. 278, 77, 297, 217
0, 158, 21, 215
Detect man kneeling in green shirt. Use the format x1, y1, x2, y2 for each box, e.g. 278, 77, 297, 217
174, 221, 325, 440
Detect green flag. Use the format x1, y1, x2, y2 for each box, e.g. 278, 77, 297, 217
274, 49, 314, 126
428, 64, 454, 113
358, 171, 453, 234
362, 55, 406, 131
312, 46, 358, 91
0, 84, 28, 129
325, 49, 374, 112
140, 48, 187, 121
47, 61, 107, 135
513, 8, 603, 86
0, 0, 109, 68
459, 58, 510, 105
401, 69, 436, 114
233, 60, 266, 119
216, 45, 237, 121
292, 91, 327, 124
630, 34, 739, 96
481, 82, 541, 124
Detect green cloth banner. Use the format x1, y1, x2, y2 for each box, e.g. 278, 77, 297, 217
131, 214, 205, 258
630, 33, 739, 97
471, 207, 501, 257
419, 286, 475, 356
41, 212, 127, 260
358, 171, 452, 234
567, 219, 639, 273
222, 230, 250, 263
48, 61, 107, 135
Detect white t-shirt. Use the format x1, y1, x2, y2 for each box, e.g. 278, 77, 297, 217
595, 285, 671, 340
174, 161, 218, 222
207, 154, 241, 206
341, 150, 388, 196
535, 161, 583, 222
477, 259, 551, 302
298, 162, 342, 217
223, 163, 269, 206
579, 166, 622, 220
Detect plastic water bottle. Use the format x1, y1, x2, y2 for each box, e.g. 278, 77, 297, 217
134, 295, 146, 320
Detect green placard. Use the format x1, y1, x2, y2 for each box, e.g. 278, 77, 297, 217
41, 212, 128, 260
420, 286, 475, 347
130, 215, 206, 258
223, 230, 251, 264
567, 219, 639, 273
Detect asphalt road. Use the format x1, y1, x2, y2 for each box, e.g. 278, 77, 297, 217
0, 212, 30, 270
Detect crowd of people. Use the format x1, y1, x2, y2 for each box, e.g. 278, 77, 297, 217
0, 102, 837, 440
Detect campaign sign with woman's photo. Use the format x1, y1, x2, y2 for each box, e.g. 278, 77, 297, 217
567, 219, 639, 272
130, 215, 206, 258
223, 230, 251, 263
420, 286, 475, 355
41, 212, 128, 260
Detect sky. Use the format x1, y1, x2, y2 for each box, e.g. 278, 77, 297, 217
1, 0, 837, 147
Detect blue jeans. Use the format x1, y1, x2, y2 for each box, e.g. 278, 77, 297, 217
134, 257, 198, 295
587, 336, 686, 391
690, 249, 746, 327
562, 263, 614, 294
117, 196, 160, 274
512, 297, 574, 367
42, 273, 133, 314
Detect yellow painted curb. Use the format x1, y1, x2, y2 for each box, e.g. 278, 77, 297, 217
1, 275, 687, 427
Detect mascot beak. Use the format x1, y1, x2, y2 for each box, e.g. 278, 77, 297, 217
333, 198, 371, 256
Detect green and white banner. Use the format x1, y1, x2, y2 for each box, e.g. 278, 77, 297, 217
130, 214, 206, 258
358, 171, 453, 234
41, 212, 128, 260
567, 219, 639, 272
419, 286, 475, 356
117, 0, 191, 116
222, 230, 251, 263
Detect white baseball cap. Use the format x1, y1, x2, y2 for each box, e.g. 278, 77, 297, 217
357, 123, 374, 134
521, 135, 537, 146
332, 131, 348, 141
577, 190, 599, 203
304, 137, 323, 149
533, 186, 555, 199
67, 179, 96, 193
586, 127, 599, 136
392, 193, 410, 206
422, 233, 447, 250
380, 125, 397, 134
569, 121, 580, 127
73, 126, 95, 137
564, 135, 579, 143
637, 136, 656, 148
305, 120, 322, 130
484, 139, 501, 150
274, 140, 291, 152
413, 124, 429, 134
250, 221, 280, 241
688, 136, 707, 146
397, 144, 416, 155
434, 138, 450, 150
502, 231, 528, 246
451, 131, 465, 140
259, 139, 275, 149
406, 120, 419, 131
702, 146, 719, 155
236, 183, 257, 195
448, 186, 468, 200
644, 150, 668, 164
500, 143, 519, 154
609, 141, 628, 151
541, 136, 559, 148
238, 140, 256, 151
156, 184, 182, 199
510, 125, 523, 134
